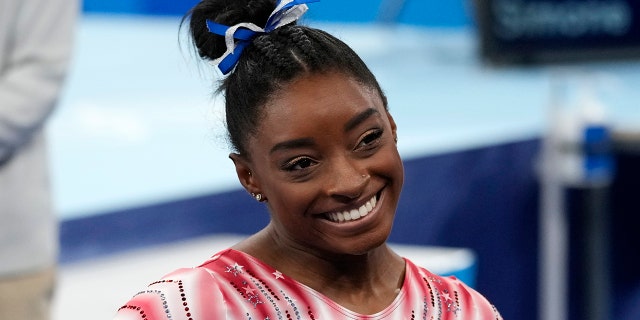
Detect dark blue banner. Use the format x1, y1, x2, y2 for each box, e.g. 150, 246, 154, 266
474, 0, 640, 64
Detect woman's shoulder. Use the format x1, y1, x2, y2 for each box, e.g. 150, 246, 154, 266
113, 249, 237, 320
404, 258, 503, 319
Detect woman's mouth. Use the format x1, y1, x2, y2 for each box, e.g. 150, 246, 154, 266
323, 193, 378, 223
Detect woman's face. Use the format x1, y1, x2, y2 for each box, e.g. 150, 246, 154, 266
235, 71, 404, 256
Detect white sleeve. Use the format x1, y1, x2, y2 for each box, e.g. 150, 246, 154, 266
0, 0, 78, 163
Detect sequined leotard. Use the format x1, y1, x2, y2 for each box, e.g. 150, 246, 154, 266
114, 249, 502, 320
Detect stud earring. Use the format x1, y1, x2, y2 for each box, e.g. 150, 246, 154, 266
252, 193, 263, 202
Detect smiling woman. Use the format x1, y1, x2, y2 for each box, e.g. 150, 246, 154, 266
232, 72, 403, 258
112, 0, 502, 319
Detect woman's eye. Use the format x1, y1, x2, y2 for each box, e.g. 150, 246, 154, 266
283, 157, 317, 171
356, 129, 384, 150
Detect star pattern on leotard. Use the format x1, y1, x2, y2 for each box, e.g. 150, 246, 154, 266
441, 289, 461, 315
225, 262, 244, 277
244, 285, 258, 295
246, 292, 263, 309
272, 270, 284, 280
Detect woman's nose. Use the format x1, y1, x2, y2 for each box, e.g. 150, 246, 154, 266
325, 157, 368, 202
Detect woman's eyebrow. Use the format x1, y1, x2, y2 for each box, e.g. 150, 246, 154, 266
269, 137, 316, 154
344, 108, 380, 132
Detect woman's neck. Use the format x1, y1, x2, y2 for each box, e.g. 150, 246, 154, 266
233, 224, 406, 314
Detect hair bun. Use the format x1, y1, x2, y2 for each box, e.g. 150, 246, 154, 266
187, 0, 278, 61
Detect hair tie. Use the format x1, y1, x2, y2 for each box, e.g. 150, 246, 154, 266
206, 0, 319, 74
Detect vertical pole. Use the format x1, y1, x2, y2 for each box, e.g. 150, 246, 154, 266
539, 173, 568, 320
539, 74, 569, 320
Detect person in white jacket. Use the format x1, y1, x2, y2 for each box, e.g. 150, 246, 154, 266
0, 0, 77, 318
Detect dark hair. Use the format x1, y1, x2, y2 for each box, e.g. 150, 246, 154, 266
183, 0, 388, 156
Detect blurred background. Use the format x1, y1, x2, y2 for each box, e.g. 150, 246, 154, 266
49, 0, 640, 319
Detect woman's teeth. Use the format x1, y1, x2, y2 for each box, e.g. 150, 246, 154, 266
325, 195, 377, 223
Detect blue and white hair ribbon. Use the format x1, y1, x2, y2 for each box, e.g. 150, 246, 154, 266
206, 0, 319, 74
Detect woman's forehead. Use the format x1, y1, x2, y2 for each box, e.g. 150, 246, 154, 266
264, 72, 381, 119
249, 72, 385, 147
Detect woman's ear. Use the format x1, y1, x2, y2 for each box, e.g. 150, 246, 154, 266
386, 111, 398, 142
229, 153, 259, 193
